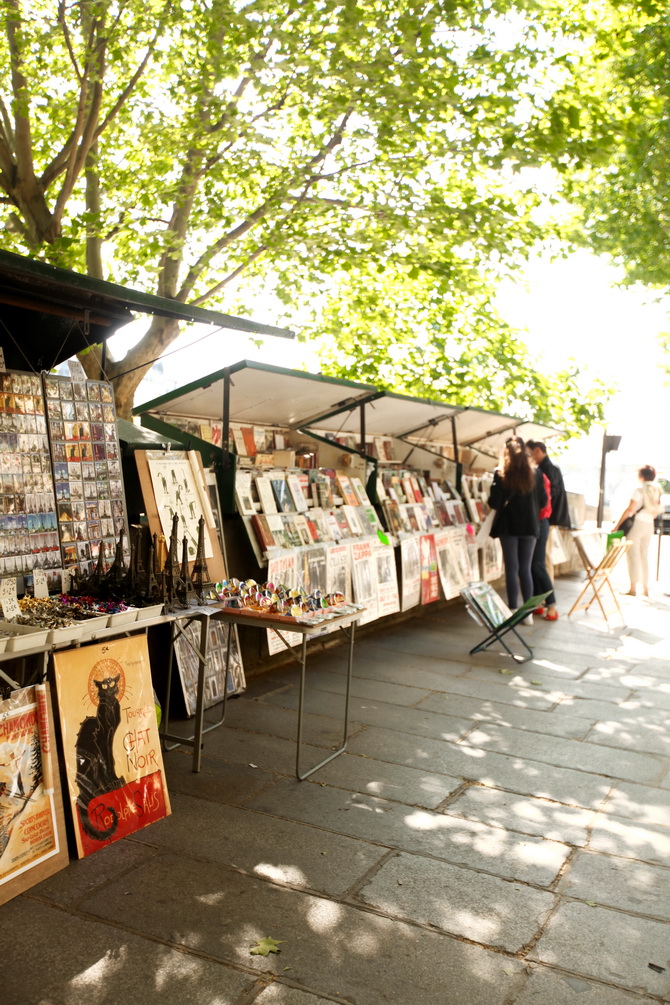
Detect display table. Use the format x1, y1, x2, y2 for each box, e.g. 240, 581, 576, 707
160, 604, 363, 779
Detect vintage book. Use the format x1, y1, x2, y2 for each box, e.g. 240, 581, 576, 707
232, 427, 248, 457
335, 471, 359, 506
281, 513, 303, 548
311, 507, 332, 542
342, 505, 364, 536
312, 473, 335, 509
333, 508, 353, 538
304, 516, 321, 542
287, 473, 309, 512
383, 500, 404, 535
404, 504, 420, 533
292, 513, 313, 546
252, 514, 275, 552
351, 476, 371, 506
401, 477, 416, 504
266, 513, 290, 548
409, 475, 424, 503
325, 511, 342, 541
241, 426, 257, 457
271, 477, 296, 512
434, 500, 452, 527
234, 472, 256, 516
360, 505, 381, 534
255, 475, 278, 514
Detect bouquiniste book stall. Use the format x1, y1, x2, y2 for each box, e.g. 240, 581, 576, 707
134, 361, 564, 661
0, 251, 294, 899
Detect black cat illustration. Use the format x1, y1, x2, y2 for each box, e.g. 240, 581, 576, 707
75, 674, 126, 841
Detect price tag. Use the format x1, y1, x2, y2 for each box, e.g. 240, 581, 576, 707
33, 569, 49, 599
61, 569, 74, 594
0, 577, 20, 620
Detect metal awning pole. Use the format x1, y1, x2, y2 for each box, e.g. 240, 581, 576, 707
359, 402, 366, 457
451, 415, 462, 492
222, 369, 231, 469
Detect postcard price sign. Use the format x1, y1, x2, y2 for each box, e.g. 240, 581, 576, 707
53, 636, 171, 858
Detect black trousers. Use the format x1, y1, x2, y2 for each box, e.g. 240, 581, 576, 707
531, 517, 555, 606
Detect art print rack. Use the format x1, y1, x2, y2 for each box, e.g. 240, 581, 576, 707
43, 373, 129, 577
0, 371, 61, 587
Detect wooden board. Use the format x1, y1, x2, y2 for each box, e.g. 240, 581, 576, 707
135, 449, 226, 583
0, 684, 69, 905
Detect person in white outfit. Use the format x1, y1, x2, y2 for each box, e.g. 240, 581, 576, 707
613, 465, 662, 597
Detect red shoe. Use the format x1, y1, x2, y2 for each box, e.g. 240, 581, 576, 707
534, 606, 546, 616
543, 610, 559, 621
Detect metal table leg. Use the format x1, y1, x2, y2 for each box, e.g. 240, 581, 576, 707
279, 621, 356, 780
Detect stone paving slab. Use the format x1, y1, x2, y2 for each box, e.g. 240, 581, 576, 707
244, 779, 570, 886
461, 723, 666, 784
587, 811, 670, 865
266, 665, 437, 706
557, 848, 670, 920
404, 672, 564, 710
318, 649, 475, 688
601, 780, 670, 827
355, 851, 555, 952
163, 747, 279, 804
511, 966, 660, 1005
445, 785, 596, 845
133, 791, 387, 898
584, 717, 670, 757
528, 901, 670, 998
223, 698, 366, 748
252, 987, 338, 1004
553, 694, 670, 723
78, 852, 528, 1005
192, 724, 328, 776
30, 834, 158, 908
0, 897, 255, 1005
260, 689, 474, 743
416, 691, 594, 739
462, 659, 583, 683
307, 751, 463, 809
345, 725, 613, 809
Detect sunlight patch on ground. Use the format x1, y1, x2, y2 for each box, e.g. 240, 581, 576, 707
306, 898, 345, 933
195, 891, 227, 906
154, 949, 205, 989
254, 862, 307, 884
70, 948, 128, 992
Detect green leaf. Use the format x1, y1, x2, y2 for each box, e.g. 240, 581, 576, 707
250, 937, 283, 956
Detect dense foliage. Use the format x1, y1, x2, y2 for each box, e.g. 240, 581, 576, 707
0, 0, 612, 424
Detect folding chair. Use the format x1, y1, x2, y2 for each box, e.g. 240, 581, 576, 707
461, 583, 551, 664
568, 535, 631, 624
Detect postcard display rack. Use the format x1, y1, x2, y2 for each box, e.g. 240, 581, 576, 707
0, 369, 130, 592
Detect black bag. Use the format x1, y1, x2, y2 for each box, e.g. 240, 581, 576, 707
619, 514, 635, 536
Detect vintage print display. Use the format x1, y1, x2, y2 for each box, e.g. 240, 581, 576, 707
265, 552, 302, 654
0, 372, 61, 585
53, 636, 171, 858
376, 542, 400, 617
350, 539, 379, 625
43, 374, 127, 576
174, 617, 245, 717
0, 684, 67, 902
146, 453, 214, 560
400, 536, 421, 611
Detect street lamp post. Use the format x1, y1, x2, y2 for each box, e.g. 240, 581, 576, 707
597, 432, 622, 527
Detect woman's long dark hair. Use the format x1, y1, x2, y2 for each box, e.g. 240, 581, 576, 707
502, 437, 535, 494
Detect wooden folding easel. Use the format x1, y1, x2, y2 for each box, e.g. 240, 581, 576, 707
568, 536, 631, 624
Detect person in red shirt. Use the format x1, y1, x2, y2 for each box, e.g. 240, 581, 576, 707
531, 467, 558, 620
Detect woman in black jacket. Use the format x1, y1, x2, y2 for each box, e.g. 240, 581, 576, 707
489, 437, 547, 610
